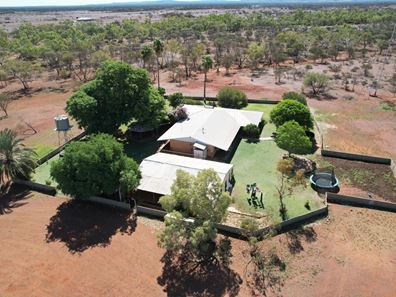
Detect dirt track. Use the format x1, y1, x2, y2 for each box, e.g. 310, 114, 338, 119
0, 189, 395, 297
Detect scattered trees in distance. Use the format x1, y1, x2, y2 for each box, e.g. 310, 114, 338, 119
0, 8, 393, 96
0, 93, 12, 117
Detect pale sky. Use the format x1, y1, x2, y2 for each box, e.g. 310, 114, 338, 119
0, 0, 188, 7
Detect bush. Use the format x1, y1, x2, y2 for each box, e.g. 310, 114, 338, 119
270, 99, 313, 129
171, 106, 188, 122
282, 91, 307, 105
168, 92, 184, 108
258, 118, 267, 130
158, 87, 166, 96
303, 72, 330, 95
240, 218, 260, 233
217, 87, 248, 109
275, 120, 312, 155
243, 124, 261, 139
184, 98, 203, 105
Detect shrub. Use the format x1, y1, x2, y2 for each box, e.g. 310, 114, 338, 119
275, 120, 312, 155
184, 98, 203, 105
243, 124, 260, 139
217, 87, 248, 109
240, 218, 260, 234
270, 99, 313, 129
258, 118, 267, 130
172, 106, 188, 122
328, 64, 342, 73
303, 72, 330, 95
158, 87, 166, 96
282, 91, 307, 105
168, 92, 184, 108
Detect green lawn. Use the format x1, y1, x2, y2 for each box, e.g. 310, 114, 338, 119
231, 138, 322, 224
33, 144, 55, 160
31, 155, 59, 188
123, 140, 160, 164
243, 103, 276, 138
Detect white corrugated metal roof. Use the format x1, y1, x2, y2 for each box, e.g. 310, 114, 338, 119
158, 105, 263, 151
138, 152, 233, 195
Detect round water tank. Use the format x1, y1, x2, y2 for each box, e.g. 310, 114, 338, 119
54, 115, 70, 131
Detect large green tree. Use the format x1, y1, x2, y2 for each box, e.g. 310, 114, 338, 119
270, 99, 313, 129
158, 169, 232, 264
50, 133, 141, 199
275, 120, 312, 156
66, 61, 167, 133
0, 129, 36, 186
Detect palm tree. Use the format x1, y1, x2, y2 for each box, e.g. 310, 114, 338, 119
153, 39, 164, 88
0, 129, 36, 186
202, 55, 213, 103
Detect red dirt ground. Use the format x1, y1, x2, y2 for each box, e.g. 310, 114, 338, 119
160, 67, 298, 100
309, 86, 396, 160
1, 189, 395, 297
0, 78, 82, 149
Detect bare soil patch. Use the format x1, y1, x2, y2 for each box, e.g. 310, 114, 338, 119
1, 188, 396, 297
0, 78, 82, 150
316, 157, 396, 202
160, 67, 301, 100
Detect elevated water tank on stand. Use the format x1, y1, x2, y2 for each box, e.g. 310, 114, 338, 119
55, 115, 70, 132
54, 115, 72, 146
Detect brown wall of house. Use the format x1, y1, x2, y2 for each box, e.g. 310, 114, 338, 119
169, 139, 218, 159
170, 139, 193, 155
207, 146, 217, 158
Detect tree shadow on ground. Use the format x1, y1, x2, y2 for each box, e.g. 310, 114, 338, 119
286, 226, 317, 254
0, 184, 32, 215
157, 251, 242, 297
46, 199, 136, 253
245, 248, 286, 297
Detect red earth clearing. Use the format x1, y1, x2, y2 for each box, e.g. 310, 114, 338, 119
0, 188, 395, 297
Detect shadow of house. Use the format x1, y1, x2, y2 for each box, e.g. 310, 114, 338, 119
157, 251, 242, 297
46, 200, 136, 253
0, 184, 32, 215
